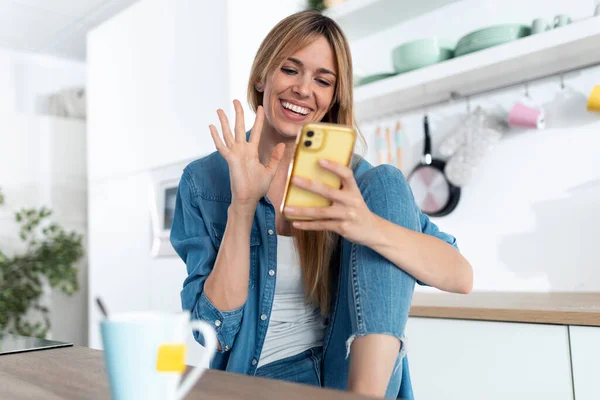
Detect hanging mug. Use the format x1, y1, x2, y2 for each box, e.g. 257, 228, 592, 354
508, 100, 546, 129
587, 86, 600, 113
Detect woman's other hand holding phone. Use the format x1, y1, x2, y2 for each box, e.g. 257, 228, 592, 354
284, 159, 377, 247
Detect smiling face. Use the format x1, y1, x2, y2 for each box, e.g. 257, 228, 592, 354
259, 35, 337, 139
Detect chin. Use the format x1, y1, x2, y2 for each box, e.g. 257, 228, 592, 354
275, 120, 304, 139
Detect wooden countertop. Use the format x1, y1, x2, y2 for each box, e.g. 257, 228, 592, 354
0, 346, 372, 400
410, 292, 600, 327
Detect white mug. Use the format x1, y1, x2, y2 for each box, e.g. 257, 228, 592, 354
101, 311, 217, 400
531, 18, 552, 34
553, 14, 572, 27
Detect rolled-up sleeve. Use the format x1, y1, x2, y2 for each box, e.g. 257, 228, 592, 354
170, 169, 243, 352
419, 210, 459, 250
415, 210, 460, 286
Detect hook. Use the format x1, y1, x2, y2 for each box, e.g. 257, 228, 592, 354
559, 74, 565, 90
524, 82, 530, 98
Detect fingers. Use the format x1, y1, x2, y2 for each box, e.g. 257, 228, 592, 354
318, 160, 358, 191
217, 109, 234, 148
291, 176, 346, 203
249, 106, 264, 145
233, 100, 246, 142
209, 124, 230, 156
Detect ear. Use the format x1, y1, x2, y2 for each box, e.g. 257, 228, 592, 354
254, 83, 264, 93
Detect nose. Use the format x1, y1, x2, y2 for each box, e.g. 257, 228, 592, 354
292, 77, 312, 99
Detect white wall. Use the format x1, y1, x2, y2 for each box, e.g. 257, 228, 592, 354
0, 46, 87, 345
0, 47, 86, 114
0, 113, 87, 346
86, 0, 304, 355
351, 0, 600, 292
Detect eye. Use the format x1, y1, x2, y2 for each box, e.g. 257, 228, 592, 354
281, 67, 297, 75
316, 78, 332, 87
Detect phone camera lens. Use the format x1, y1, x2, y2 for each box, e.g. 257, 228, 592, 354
304, 140, 312, 147
307, 131, 314, 137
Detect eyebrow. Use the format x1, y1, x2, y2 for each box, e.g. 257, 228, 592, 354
287, 57, 337, 77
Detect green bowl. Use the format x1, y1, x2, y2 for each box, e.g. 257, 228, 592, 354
391, 38, 455, 74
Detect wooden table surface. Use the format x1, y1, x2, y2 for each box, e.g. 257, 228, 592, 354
410, 291, 600, 326
0, 346, 372, 400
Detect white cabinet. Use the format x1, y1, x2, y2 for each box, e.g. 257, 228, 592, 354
406, 317, 574, 400
570, 325, 600, 400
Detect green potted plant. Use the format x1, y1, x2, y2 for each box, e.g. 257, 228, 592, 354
0, 188, 84, 338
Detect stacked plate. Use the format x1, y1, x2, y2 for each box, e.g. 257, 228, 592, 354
355, 72, 397, 86
455, 24, 531, 57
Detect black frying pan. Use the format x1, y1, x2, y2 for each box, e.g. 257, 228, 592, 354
407, 115, 460, 217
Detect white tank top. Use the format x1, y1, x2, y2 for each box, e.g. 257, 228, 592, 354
257, 235, 326, 368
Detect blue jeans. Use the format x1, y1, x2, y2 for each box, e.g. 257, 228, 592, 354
257, 166, 418, 399
256, 347, 322, 386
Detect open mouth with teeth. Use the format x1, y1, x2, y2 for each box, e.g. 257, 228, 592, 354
280, 100, 311, 119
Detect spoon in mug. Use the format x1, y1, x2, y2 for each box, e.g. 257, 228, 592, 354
95, 297, 110, 319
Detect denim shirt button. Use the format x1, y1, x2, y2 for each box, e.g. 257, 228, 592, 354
268, 229, 274, 236
224, 345, 230, 351
268, 269, 275, 276
252, 359, 257, 366
214, 320, 221, 327
260, 314, 267, 321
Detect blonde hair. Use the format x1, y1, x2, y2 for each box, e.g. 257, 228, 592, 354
247, 10, 362, 315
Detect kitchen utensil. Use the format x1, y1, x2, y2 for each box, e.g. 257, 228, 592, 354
391, 38, 454, 74
455, 24, 531, 57
385, 126, 393, 163
375, 126, 386, 164
394, 121, 404, 170
531, 18, 552, 34
408, 115, 460, 217
96, 297, 110, 318
587, 86, 600, 112
444, 107, 504, 187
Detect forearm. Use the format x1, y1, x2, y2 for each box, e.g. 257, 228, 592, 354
204, 203, 256, 310
366, 214, 473, 294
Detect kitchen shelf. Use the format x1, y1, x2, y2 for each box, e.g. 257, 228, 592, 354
353, 17, 600, 121
324, 0, 459, 41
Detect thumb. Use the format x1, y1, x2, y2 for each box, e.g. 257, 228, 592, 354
266, 143, 286, 175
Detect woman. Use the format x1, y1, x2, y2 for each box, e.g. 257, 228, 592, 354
171, 10, 472, 399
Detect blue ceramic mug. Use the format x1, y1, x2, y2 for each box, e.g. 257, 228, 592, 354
101, 311, 217, 400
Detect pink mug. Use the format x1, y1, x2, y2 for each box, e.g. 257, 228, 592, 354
508, 102, 546, 129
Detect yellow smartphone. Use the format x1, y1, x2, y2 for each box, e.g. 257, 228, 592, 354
281, 122, 357, 220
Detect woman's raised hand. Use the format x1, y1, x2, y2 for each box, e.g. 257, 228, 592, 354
209, 100, 285, 209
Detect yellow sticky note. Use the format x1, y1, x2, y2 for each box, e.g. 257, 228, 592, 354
156, 344, 186, 373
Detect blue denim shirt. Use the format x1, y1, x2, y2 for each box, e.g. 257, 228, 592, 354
170, 151, 457, 378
